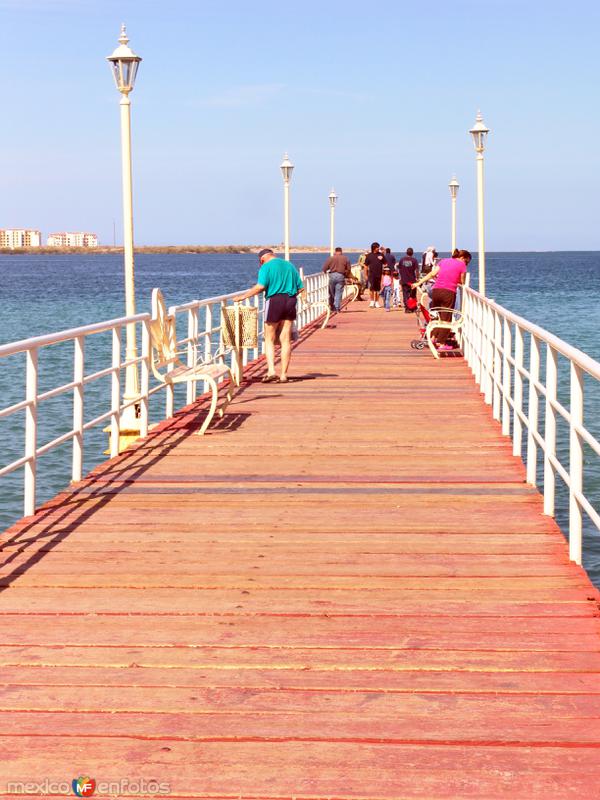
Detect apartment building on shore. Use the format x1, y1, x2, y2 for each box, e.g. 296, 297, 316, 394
47, 232, 99, 248
0, 229, 42, 248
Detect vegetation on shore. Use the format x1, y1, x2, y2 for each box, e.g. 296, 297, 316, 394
0, 245, 358, 256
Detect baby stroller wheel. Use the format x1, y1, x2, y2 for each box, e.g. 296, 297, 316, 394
415, 340, 427, 350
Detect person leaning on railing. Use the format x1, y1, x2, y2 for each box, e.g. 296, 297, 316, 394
234, 248, 306, 384
321, 247, 352, 313
413, 249, 471, 351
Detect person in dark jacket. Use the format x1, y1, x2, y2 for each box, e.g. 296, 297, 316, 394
322, 247, 351, 313
398, 247, 419, 312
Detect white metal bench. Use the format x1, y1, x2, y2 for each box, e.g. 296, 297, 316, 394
425, 307, 465, 359
150, 288, 234, 434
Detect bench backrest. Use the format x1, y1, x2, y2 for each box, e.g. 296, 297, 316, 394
150, 288, 179, 373
429, 308, 465, 328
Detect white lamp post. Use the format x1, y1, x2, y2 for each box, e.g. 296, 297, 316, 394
328, 188, 338, 256
107, 25, 142, 440
448, 176, 459, 254
469, 111, 490, 296
280, 153, 294, 261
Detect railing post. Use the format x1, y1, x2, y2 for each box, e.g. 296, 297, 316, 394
569, 362, 584, 564
478, 297, 486, 388
162, 307, 176, 418
492, 309, 502, 420
232, 301, 242, 386
252, 294, 260, 361
165, 375, 174, 418
462, 291, 471, 370
484, 304, 494, 405
204, 304, 213, 364
72, 335, 85, 483
24, 347, 38, 517
242, 300, 249, 370
543, 345, 557, 517
165, 309, 175, 418
501, 318, 512, 436
140, 320, 150, 438
110, 326, 122, 459
474, 296, 483, 388
513, 325, 524, 457
186, 306, 198, 405
220, 300, 229, 383
298, 267, 305, 329
526, 334, 540, 486
318, 274, 323, 320
259, 295, 266, 355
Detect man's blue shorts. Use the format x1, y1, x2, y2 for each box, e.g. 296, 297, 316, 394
265, 293, 297, 324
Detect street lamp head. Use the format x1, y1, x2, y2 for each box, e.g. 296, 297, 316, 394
328, 188, 338, 208
280, 152, 294, 183
469, 110, 490, 153
107, 24, 142, 95
448, 175, 460, 199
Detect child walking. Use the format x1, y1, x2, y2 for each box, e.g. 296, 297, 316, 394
380, 266, 393, 312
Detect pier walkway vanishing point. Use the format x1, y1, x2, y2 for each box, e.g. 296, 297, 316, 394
1, 303, 600, 799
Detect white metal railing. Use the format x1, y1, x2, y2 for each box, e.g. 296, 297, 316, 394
0, 313, 151, 517
462, 286, 600, 565
0, 270, 331, 522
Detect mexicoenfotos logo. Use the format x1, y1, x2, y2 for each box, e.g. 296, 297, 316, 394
5, 776, 170, 795
72, 776, 96, 797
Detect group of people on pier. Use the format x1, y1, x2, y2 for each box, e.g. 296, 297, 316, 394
321, 242, 472, 350
233, 243, 471, 382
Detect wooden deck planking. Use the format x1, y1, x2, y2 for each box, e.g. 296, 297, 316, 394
1, 304, 600, 799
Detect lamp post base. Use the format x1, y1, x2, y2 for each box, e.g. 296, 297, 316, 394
103, 423, 142, 456
103, 399, 142, 455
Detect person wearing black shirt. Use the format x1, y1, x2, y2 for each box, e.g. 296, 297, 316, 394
398, 247, 419, 312
364, 241, 387, 308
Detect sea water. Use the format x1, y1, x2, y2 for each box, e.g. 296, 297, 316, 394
1, 251, 599, 585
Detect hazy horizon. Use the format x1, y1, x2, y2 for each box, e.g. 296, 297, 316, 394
3, 246, 600, 255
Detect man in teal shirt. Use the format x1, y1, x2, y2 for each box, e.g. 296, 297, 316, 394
234, 249, 305, 383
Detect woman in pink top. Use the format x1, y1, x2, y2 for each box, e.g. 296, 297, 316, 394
414, 249, 471, 348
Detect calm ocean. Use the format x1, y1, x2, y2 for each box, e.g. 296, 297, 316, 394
1, 251, 599, 585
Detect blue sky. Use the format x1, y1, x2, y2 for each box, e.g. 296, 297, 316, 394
0, 0, 598, 250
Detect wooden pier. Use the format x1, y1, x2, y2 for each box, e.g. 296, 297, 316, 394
1, 305, 600, 798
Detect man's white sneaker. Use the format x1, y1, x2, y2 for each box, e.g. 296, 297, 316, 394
369, 301, 375, 308
375, 302, 381, 308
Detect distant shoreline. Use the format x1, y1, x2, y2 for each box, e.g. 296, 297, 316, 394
1, 247, 597, 256
0, 245, 358, 256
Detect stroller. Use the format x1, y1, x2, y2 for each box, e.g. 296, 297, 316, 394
410, 282, 462, 354
410, 284, 432, 350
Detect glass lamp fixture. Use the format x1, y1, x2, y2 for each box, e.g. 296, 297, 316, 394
469, 111, 490, 153
280, 153, 294, 183
107, 24, 142, 94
